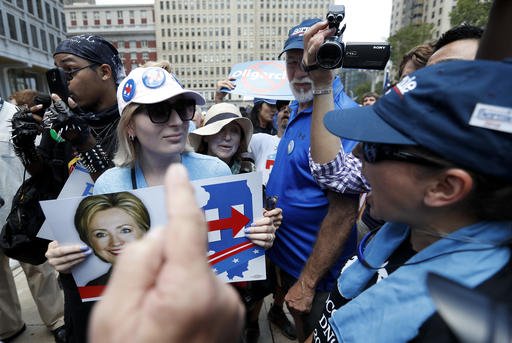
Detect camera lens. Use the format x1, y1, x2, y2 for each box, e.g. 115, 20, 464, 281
327, 13, 335, 22
317, 41, 344, 69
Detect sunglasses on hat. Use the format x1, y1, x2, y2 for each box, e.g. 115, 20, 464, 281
139, 99, 195, 124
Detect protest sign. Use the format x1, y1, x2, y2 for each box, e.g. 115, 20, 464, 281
37, 164, 94, 240
40, 172, 265, 301
226, 60, 294, 100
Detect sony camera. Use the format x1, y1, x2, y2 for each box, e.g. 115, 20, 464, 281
316, 5, 391, 70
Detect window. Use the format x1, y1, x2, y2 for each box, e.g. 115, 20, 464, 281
45, 3, 52, 25
0, 10, 4, 36
27, 0, 34, 14
61, 13, 66, 31
70, 12, 76, 20
130, 40, 136, 48
7, 13, 17, 40
142, 52, 149, 60
36, 0, 43, 19
141, 40, 148, 48
40, 28, 47, 50
93, 11, 100, 25
54, 8, 59, 28
130, 52, 136, 60
30, 24, 38, 48
49, 33, 55, 52
19, 19, 28, 44
117, 11, 123, 19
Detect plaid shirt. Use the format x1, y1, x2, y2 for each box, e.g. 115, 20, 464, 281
309, 148, 371, 194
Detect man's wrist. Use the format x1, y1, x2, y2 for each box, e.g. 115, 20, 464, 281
299, 274, 317, 291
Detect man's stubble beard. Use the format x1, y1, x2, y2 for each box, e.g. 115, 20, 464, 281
290, 80, 314, 104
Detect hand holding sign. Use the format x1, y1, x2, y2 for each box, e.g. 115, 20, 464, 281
89, 165, 244, 343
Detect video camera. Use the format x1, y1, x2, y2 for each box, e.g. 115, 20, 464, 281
316, 5, 390, 70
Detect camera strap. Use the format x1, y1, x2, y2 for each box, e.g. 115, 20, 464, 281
301, 61, 320, 72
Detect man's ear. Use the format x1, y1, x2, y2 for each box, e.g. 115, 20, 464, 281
424, 168, 474, 207
98, 64, 113, 81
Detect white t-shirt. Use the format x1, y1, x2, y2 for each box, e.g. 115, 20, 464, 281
249, 133, 280, 185
0, 99, 25, 223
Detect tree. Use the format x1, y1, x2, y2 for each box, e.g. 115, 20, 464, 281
387, 23, 434, 72
353, 81, 372, 103
450, 0, 492, 28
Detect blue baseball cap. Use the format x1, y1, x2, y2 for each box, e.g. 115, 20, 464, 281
324, 59, 512, 182
253, 98, 277, 105
279, 18, 322, 58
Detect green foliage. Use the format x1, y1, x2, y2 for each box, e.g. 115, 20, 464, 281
450, 0, 491, 27
387, 23, 434, 72
353, 81, 372, 103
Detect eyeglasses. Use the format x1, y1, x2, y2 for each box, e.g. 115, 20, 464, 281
361, 143, 449, 168
63, 63, 98, 81
140, 100, 196, 124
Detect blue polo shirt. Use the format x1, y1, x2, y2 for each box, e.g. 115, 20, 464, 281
266, 77, 358, 292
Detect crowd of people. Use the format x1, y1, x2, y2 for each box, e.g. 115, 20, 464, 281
1, 0, 511, 342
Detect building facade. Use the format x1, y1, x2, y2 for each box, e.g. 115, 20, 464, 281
390, 0, 457, 39
155, 0, 330, 106
0, 0, 66, 98
64, 1, 156, 74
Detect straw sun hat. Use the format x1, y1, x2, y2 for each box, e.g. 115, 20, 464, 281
189, 103, 253, 152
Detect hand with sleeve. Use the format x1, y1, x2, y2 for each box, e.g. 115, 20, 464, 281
245, 215, 277, 249
11, 105, 42, 149
45, 240, 92, 274
214, 78, 236, 103
43, 94, 93, 148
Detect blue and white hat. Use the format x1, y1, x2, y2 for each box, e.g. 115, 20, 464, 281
279, 18, 322, 58
117, 67, 205, 116
324, 59, 512, 182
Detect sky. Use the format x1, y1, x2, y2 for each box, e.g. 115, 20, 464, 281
95, 0, 392, 41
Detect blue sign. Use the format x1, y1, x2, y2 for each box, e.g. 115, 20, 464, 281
226, 60, 294, 100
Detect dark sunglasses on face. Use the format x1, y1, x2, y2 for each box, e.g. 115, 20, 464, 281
361, 142, 448, 168
141, 99, 196, 124
63, 63, 98, 81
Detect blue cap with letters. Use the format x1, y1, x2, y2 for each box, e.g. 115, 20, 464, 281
324, 60, 512, 182
279, 18, 322, 58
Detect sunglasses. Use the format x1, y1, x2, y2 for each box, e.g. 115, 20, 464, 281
361, 143, 448, 168
63, 63, 98, 81
140, 100, 196, 124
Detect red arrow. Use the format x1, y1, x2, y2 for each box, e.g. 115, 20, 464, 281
207, 207, 250, 237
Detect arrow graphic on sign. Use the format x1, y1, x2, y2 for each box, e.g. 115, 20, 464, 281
207, 207, 250, 237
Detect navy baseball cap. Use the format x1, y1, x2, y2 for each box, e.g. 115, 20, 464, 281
253, 98, 277, 105
279, 18, 322, 58
324, 59, 512, 182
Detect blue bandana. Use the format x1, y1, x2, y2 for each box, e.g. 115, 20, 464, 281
54, 35, 126, 85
